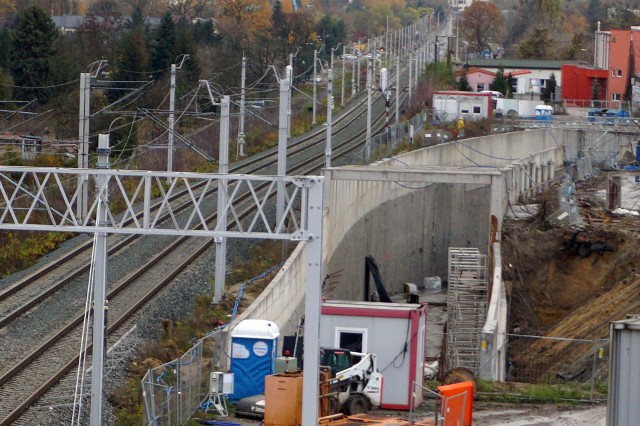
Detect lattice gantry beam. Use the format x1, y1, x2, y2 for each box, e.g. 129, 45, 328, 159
0, 166, 323, 240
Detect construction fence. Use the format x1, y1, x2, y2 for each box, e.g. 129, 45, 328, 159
141, 329, 232, 426
479, 333, 609, 402
357, 109, 427, 164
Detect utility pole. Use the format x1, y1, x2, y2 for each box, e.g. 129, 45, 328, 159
89, 133, 110, 426
168, 54, 189, 182
395, 55, 400, 124
331, 44, 340, 70
276, 77, 290, 226
326, 69, 333, 168
408, 52, 413, 103
386, 15, 389, 62
371, 40, 377, 78
380, 67, 389, 133
365, 58, 372, 160
356, 50, 361, 93
77, 72, 90, 221
238, 54, 246, 157
312, 48, 318, 125
351, 43, 356, 96
214, 96, 230, 304
77, 61, 108, 222
286, 65, 293, 138
341, 46, 345, 106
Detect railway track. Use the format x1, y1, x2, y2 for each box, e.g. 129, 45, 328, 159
0, 65, 410, 424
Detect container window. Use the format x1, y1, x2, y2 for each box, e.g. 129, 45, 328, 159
461, 109, 469, 114
473, 106, 481, 113
618, 69, 623, 77
334, 327, 368, 354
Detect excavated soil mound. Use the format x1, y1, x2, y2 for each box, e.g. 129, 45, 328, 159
501, 174, 640, 381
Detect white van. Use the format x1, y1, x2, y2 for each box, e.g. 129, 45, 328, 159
479, 90, 505, 102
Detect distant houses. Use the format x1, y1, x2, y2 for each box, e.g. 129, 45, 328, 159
51, 14, 161, 34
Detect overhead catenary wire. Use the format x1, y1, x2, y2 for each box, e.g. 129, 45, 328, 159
72, 230, 99, 425
0, 79, 80, 89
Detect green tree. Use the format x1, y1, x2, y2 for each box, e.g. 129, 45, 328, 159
458, 70, 472, 91
130, 3, 145, 28
460, 1, 505, 53
586, 0, 607, 32
563, 31, 589, 60
0, 68, 12, 101
271, 0, 287, 42
518, 27, 553, 59
10, 4, 58, 103
149, 12, 177, 78
543, 73, 557, 102
0, 27, 11, 69
175, 18, 201, 86
490, 66, 509, 96
113, 24, 148, 82
316, 14, 346, 57
506, 73, 515, 98
591, 79, 601, 101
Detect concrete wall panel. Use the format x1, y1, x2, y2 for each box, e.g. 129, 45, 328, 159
324, 181, 491, 300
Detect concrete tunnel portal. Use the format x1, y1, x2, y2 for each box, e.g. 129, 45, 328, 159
323, 165, 502, 301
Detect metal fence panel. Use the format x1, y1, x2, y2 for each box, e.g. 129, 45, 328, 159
142, 338, 216, 425
361, 109, 429, 164
505, 334, 608, 401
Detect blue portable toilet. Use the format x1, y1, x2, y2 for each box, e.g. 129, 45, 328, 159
230, 319, 279, 401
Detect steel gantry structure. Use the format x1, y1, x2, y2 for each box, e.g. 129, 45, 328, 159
0, 155, 325, 425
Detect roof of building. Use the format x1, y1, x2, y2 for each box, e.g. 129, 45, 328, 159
467, 59, 580, 70
51, 14, 160, 29
456, 67, 532, 77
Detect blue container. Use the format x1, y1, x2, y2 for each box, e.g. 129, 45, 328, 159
636, 141, 640, 162
230, 319, 279, 401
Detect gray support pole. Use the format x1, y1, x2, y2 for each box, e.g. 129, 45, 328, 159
167, 64, 176, 181
341, 46, 345, 106
286, 65, 293, 138
214, 96, 230, 304
330, 46, 335, 70
300, 179, 324, 426
371, 40, 377, 78
276, 78, 289, 226
408, 52, 413, 103
396, 55, 400, 124
416, 53, 420, 90
351, 44, 356, 96
386, 15, 389, 55
366, 59, 372, 161
456, 13, 460, 63
238, 54, 246, 157
326, 69, 333, 168
357, 54, 361, 93
90, 133, 110, 425
78, 72, 90, 221
312, 49, 317, 125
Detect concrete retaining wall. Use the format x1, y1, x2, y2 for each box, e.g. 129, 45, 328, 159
229, 126, 634, 379
323, 181, 490, 300
230, 242, 306, 344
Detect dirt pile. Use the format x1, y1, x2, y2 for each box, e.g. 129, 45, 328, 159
501, 172, 640, 380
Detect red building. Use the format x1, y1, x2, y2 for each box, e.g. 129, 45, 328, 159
560, 64, 608, 107
562, 26, 636, 108
608, 30, 632, 102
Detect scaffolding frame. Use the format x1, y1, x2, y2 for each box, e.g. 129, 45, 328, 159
446, 248, 488, 373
